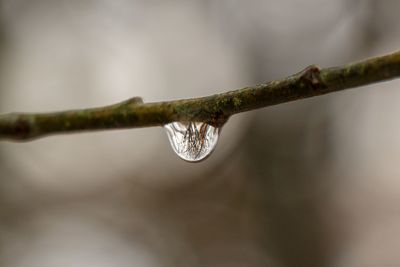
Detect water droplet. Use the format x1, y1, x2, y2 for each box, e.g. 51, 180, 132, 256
164, 122, 219, 162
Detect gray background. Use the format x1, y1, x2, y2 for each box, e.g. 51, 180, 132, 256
1, 0, 400, 266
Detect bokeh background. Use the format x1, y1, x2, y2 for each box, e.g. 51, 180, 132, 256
1, 0, 400, 266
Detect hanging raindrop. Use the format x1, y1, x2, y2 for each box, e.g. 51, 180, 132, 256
164, 122, 220, 162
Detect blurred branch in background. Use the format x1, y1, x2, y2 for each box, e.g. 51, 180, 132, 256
0, 50, 400, 141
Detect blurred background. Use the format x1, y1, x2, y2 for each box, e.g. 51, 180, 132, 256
1, 0, 400, 266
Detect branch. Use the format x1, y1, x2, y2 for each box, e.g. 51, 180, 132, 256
1, 51, 400, 141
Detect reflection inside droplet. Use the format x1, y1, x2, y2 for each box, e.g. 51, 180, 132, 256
164, 122, 219, 162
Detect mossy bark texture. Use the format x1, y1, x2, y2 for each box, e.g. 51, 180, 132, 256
1, 51, 400, 141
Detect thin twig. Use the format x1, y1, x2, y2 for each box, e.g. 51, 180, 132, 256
1, 51, 400, 141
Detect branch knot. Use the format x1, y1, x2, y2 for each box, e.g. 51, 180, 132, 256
300, 65, 326, 91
